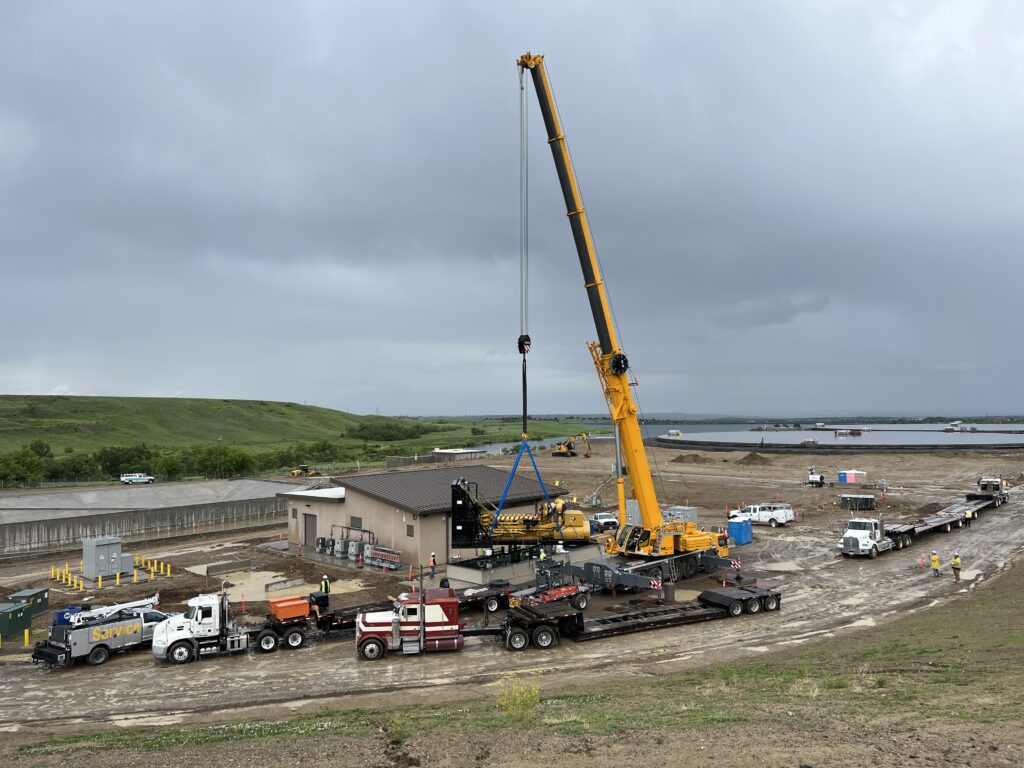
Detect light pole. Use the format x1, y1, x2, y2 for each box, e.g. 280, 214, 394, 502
216, 435, 223, 479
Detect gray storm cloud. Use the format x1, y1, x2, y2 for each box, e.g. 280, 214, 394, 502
1, 1, 1022, 416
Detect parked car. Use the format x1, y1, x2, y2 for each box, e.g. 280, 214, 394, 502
589, 512, 620, 532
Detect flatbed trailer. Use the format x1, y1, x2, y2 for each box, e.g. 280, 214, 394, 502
464, 585, 781, 650
839, 498, 993, 557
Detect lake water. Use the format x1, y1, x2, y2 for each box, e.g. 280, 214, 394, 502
653, 422, 1024, 447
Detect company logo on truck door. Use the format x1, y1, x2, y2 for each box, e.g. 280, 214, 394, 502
91, 622, 141, 642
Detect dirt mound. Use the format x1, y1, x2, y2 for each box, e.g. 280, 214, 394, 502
671, 453, 713, 464
737, 452, 772, 466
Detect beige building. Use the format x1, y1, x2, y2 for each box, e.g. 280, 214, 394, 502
279, 464, 562, 567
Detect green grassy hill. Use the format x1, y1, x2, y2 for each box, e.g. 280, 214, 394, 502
0, 395, 582, 454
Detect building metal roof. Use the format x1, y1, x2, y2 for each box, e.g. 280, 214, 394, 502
330, 464, 564, 516
278, 487, 346, 502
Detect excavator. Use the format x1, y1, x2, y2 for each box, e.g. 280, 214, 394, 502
518, 53, 732, 583
551, 433, 591, 458
289, 465, 321, 478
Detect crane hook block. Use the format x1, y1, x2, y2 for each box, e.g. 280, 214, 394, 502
610, 353, 629, 375
518, 334, 532, 355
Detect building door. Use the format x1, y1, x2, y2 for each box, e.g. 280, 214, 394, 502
303, 513, 318, 547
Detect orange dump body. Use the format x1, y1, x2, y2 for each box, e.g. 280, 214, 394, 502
269, 595, 310, 621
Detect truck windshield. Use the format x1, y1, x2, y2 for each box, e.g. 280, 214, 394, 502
184, 606, 197, 621
846, 521, 874, 531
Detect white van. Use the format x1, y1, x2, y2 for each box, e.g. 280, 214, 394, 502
728, 502, 793, 528
120, 473, 155, 485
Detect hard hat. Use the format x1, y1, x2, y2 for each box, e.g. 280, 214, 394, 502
931, 550, 937, 554
431, 552, 436, 555
322, 575, 328, 579
954, 552, 959, 556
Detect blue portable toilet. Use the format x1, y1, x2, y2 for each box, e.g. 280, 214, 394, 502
728, 519, 753, 546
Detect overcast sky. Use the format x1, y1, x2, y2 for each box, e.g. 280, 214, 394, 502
2, 2, 1022, 418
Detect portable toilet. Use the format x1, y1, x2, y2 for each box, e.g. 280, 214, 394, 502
0, 602, 30, 640
7, 588, 49, 618
727, 519, 753, 546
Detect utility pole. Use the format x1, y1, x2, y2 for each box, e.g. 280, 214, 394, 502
216, 435, 223, 479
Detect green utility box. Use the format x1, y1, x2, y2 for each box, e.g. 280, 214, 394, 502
8, 588, 49, 617
0, 602, 30, 640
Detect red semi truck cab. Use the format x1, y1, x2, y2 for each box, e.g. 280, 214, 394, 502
355, 588, 465, 660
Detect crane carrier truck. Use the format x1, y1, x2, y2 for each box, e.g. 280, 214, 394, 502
508, 53, 737, 590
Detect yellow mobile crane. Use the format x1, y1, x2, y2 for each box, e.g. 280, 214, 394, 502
518, 53, 730, 582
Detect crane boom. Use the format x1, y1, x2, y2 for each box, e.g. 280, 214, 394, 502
517, 52, 665, 553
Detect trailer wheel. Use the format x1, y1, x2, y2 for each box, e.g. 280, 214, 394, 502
681, 557, 698, 579
283, 627, 306, 649
745, 598, 761, 614
727, 600, 744, 617
506, 627, 530, 651
570, 593, 588, 611
955, 519, 963, 528
86, 645, 109, 666
768, 518, 778, 528
762, 595, 779, 612
894, 536, 904, 551
485, 596, 501, 613
532, 625, 558, 649
256, 630, 279, 653
168, 642, 194, 665
358, 638, 386, 661
943, 523, 951, 533
869, 546, 878, 559
903, 534, 913, 548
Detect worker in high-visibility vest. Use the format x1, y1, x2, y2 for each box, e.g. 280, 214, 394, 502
320, 575, 331, 594
929, 551, 940, 577
964, 508, 973, 528
951, 552, 962, 583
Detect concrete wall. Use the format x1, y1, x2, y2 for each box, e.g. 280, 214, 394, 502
0, 497, 287, 556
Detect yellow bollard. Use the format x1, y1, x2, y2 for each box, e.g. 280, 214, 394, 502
78, 578, 84, 592
80, 559, 84, 573
51, 565, 55, 580
65, 562, 69, 575
116, 572, 121, 586
24, 628, 30, 648
133, 569, 138, 584
160, 561, 165, 575
135, 553, 140, 566
97, 575, 103, 590
167, 564, 172, 577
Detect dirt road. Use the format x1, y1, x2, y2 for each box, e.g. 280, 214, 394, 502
1, 447, 1019, 736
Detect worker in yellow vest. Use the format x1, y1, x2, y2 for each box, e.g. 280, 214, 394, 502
929, 551, 940, 577
964, 508, 973, 528
951, 552, 962, 583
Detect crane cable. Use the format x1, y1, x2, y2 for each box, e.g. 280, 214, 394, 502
517, 65, 532, 439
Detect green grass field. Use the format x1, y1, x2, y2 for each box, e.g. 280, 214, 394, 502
0, 394, 596, 454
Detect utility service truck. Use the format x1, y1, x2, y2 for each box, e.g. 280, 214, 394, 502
807, 466, 827, 487
153, 588, 389, 664
728, 502, 794, 528
32, 595, 169, 667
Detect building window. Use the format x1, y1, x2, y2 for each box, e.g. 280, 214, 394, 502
406, 524, 415, 538
291, 508, 297, 519
350, 516, 362, 530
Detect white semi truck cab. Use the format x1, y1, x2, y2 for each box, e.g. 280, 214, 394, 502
838, 518, 894, 557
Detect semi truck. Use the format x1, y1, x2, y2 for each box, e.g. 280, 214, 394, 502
967, 476, 1010, 507
355, 584, 781, 660
838, 499, 989, 558
32, 595, 169, 667
152, 588, 390, 664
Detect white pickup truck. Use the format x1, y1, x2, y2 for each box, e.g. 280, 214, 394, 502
728, 502, 794, 528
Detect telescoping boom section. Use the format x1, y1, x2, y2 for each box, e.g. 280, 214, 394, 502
517, 52, 726, 563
